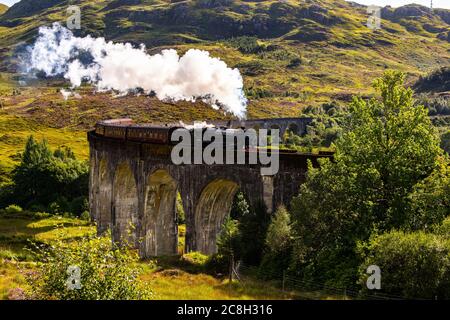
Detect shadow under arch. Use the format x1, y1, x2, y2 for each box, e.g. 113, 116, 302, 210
287, 123, 299, 135
141, 169, 178, 257
194, 179, 239, 255
112, 162, 138, 244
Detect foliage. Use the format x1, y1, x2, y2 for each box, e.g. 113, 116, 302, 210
182, 251, 210, 268
2, 136, 89, 214
80, 211, 91, 221
230, 194, 269, 265
406, 158, 450, 230
290, 71, 443, 287
282, 102, 345, 150
265, 206, 292, 254
216, 216, 240, 260
358, 230, 450, 299
227, 36, 265, 54
5, 204, 22, 214
234, 60, 267, 76
434, 217, 450, 238
335, 71, 441, 229
26, 232, 153, 300
259, 206, 293, 278
441, 130, 450, 154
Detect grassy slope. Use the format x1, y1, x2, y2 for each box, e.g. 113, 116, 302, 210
0, 112, 89, 179
0, 0, 447, 190
0, 214, 336, 300
0, 1, 449, 121
0, 4, 7, 15
0, 214, 95, 299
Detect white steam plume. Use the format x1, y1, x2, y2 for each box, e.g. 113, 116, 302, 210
26, 23, 247, 119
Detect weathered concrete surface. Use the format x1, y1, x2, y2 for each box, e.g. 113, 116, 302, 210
88, 127, 329, 257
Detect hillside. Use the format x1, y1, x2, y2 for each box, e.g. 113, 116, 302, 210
0, 4, 7, 15
0, 0, 449, 128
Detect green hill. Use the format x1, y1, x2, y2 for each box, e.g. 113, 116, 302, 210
0, 0, 449, 125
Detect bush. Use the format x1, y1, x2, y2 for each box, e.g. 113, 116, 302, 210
182, 252, 209, 267
5, 204, 23, 214
80, 211, 91, 221
33, 212, 51, 219
69, 196, 89, 216
358, 230, 450, 299
434, 217, 450, 239
287, 57, 302, 68
26, 232, 153, 300
227, 36, 265, 54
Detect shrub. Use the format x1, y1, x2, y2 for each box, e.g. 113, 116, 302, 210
33, 212, 51, 219
5, 204, 23, 214
80, 211, 91, 221
182, 251, 209, 268
235, 60, 267, 76
434, 217, 450, 239
26, 232, 153, 300
227, 36, 265, 54
69, 196, 89, 216
48, 202, 61, 215
287, 57, 302, 68
358, 230, 450, 299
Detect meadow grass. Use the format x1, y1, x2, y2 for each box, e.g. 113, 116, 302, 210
0, 214, 340, 300
0, 113, 89, 174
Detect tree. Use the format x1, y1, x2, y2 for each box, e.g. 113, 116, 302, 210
9, 136, 89, 212
231, 193, 269, 265
407, 157, 450, 230
216, 216, 240, 260
441, 130, 450, 154
259, 206, 293, 276
265, 205, 292, 254
290, 71, 443, 286
215, 216, 241, 276
335, 70, 441, 229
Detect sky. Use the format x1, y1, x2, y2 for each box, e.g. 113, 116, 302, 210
0, 0, 449, 9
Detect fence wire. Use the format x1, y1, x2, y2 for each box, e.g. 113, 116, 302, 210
232, 262, 421, 300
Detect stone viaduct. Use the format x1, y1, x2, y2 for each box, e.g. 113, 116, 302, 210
88, 118, 332, 258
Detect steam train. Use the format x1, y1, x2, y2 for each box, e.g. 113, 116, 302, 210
94, 119, 254, 149
95, 119, 183, 145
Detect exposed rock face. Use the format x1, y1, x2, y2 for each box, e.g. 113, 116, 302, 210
103, 1, 341, 41
381, 4, 433, 20
88, 118, 329, 257
436, 9, 450, 24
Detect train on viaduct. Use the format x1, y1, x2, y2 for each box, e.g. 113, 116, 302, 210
88, 117, 332, 257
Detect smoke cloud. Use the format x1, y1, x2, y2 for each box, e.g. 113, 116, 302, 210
26, 23, 247, 119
